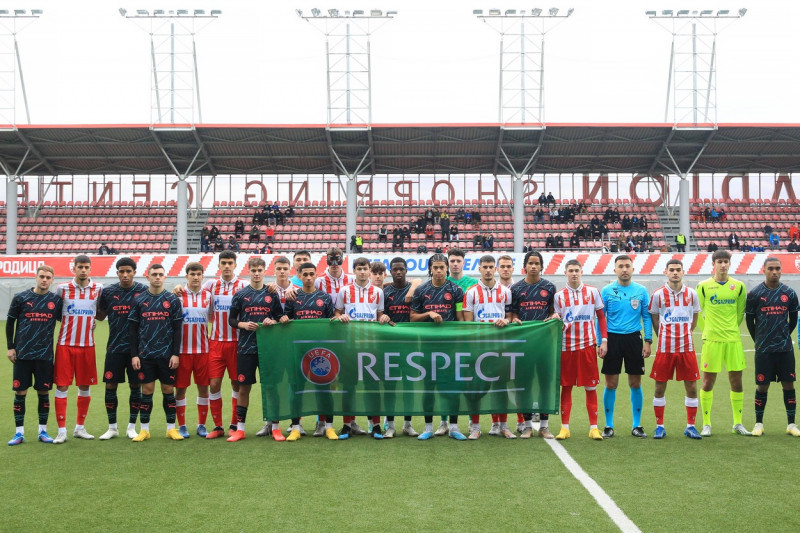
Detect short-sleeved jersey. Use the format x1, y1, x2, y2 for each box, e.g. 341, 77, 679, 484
284, 289, 334, 320
464, 281, 511, 323
511, 278, 556, 322
315, 270, 355, 308
98, 281, 147, 355
180, 288, 212, 354
273, 282, 295, 312
7, 289, 63, 361
229, 285, 284, 354
696, 277, 747, 342
601, 281, 653, 339
202, 277, 248, 342
383, 283, 412, 323
128, 290, 183, 360
411, 280, 464, 323
649, 284, 701, 353
289, 275, 303, 288
56, 280, 103, 347
746, 282, 800, 353
336, 283, 385, 322
554, 284, 604, 351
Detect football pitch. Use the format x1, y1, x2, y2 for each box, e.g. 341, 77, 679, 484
1, 321, 798, 532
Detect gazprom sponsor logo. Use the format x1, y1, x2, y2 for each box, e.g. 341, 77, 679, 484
66, 304, 94, 316
348, 307, 375, 320
214, 302, 231, 311
663, 311, 691, 323
709, 294, 736, 305
476, 309, 504, 320
183, 311, 206, 323
563, 310, 591, 323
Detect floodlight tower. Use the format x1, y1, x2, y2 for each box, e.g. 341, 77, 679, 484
297, 8, 396, 247
647, 8, 746, 126
475, 7, 573, 126
120, 8, 221, 125
0, 9, 41, 255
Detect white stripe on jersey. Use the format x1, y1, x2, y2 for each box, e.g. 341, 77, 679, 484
649, 284, 700, 353
337, 283, 384, 321
57, 280, 102, 347
315, 270, 355, 308
464, 281, 511, 323
274, 282, 294, 311
202, 277, 247, 342
181, 289, 211, 354
553, 284, 603, 351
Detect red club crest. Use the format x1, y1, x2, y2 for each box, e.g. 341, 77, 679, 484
316, 299, 324, 307
444, 293, 452, 301
47, 301, 56, 310
138, 372, 145, 381
238, 374, 246, 382
781, 294, 789, 302
163, 301, 171, 309
13, 380, 20, 388
104, 371, 113, 380
265, 296, 272, 303
540, 290, 549, 298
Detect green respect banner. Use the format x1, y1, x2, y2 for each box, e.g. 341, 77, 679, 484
256, 319, 562, 421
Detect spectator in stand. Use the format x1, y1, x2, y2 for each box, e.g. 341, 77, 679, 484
472, 210, 481, 229
728, 232, 740, 250
789, 240, 800, 252
349, 236, 357, 252
554, 234, 564, 249
675, 232, 686, 252
709, 206, 719, 222
424, 207, 435, 225
703, 206, 711, 221
249, 225, 260, 243
450, 225, 459, 241
643, 231, 653, 247
415, 216, 426, 234
98, 243, 111, 255
538, 192, 548, 206
763, 223, 773, 238
473, 233, 484, 250
615, 234, 626, 251
600, 221, 610, 240
579, 200, 588, 213
455, 207, 465, 222
621, 215, 631, 231
549, 206, 559, 222
611, 206, 620, 222
267, 211, 277, 227
639, 215, 648, 230
201, 226, 210, 241
440, 215, 450, 241
740, 242, 751, 252
575, 224, 586, 239
209, 225, 220, 241
546, 192, 556, 206
534, 207, 545, 223
416, 244, 428, 253
707, 241, 719, 252
603, 207, 613, 222
392, 229, 404, 252
545, 234, 555, 249
590, 216, 601, 239
270, 201, 279, 213
265, 225, 275, 244
790, 223, 800, 241
259, 243, 273, 254
213, 235, 224, 251
234, 219, 245, 238
717, 208, 725, 222
227, 235, 240, 252
354, 235, 363, 253
769, 231, 780, 251
402, 225, 412, 244
378, 224, 388, 242
200, 234, 210, 252
464, 211, 473, 225
483, 233, 494, 251
570, 232, 580, 248
284, 205, 294, 218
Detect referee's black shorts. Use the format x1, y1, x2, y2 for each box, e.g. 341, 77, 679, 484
601, 332, 645, 376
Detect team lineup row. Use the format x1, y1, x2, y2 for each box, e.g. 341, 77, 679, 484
6, 247, 799, 446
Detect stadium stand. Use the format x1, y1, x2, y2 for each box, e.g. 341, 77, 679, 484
691, 198, 800, 251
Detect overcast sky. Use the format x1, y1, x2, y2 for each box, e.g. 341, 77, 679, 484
2, 0, 798, 125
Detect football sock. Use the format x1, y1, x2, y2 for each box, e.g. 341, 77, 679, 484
54, 389, 67, 429
37, 394, 49, 426
449, 415, 459, 424
105, 389, 118, 425
424, 416, 433, 424
230, 391, 239, 427
603, 387, 616, 428
76, 389, 91, 426
730, 391, 744, 426
630, 387, 643, 428
784, 389, 796, 425
524, 420, 533, 428
209, 391, 223, 427
470, 415, 480, 425
291, 417, 301, 426
560, 386, 573, 426
176, 398, 187, 427
141, 422, 150, 431
498, 413, 508, 423
491, 414, 499, 423
38, 424, 46, 433
129, 386, 141, 424
197, 396, 209, 426
653, 396, 666, 426
700, 389, 713, 427
371, 415, 380, 425
163, 393, 177, 425
236, 405, 247, 431
517, 413, 525, 424
540, 418, 549, 429
387, 420, 395, 429
586, 387, 598, 426
425, 422, 433, 432
404, 416, 413, 422
755, 390, 768, 424
140, 393, 153, 424
13, 394, 25, 428
685, 397, 698, 426
523, 412, 532, 421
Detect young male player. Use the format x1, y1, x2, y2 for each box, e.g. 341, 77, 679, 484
600, 255, 652, 439
175, 262, 212, 438
696, 249, 750, 436
411, 253, 466, 440
381, 257, 420, 438
335, 257, 390, 439
497, 255, 515, 288
745, 257, 800, 437
226, 256, 285, 442
7, 265, 62, 445
54, 255, 103, 443
96, 257, 147, 440
510, 250, 558, 438
370, 261, 387, 288
128, 264, 184, 441
553, 259, 607, 441
289, 250, 312, 287
648, 259, 703, 439
463, 255, 513, 440
315, 246, 354, 309
283, 262, 338, 441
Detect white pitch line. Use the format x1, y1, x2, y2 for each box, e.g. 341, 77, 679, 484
544, 438, 642, 533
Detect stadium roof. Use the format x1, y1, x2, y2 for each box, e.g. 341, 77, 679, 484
2, 123, 800, 177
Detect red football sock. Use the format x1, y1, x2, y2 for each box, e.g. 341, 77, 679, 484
654, 405, 665, 426
585, 388, 598, 426
371, 415, 380, 424
498, 413, 507, 423
517, 413, 525, 424
491, 414, 499, 423
176, 403, 186, 427
343, 416, 354, 423
55, 396, 67, 429
470, 415, 480, 424
560, 386, 573, 425
197, 398, 208, 426
230, 395, 238, 427
687, 406, 697, 426
210, 397, 223, 427
76, 395, 90, 426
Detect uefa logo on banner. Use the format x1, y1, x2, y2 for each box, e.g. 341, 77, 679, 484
301, 347, 341, 385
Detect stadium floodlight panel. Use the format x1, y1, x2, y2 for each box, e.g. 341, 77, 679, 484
118, 7, 127, 16
700, 9, 713, 15
328, 9, 339, 16
153, 9, 164, 15
194, 9, 205, 15
370, 9, 382, 16
136, 9, 148, 15
473, 9, 483, 15
353, 9, 363, 15
677, 9, 689, 16
31, 9, 43, 15
210, 9, 221, 15
717, 9, 729, 15
548, 7, 558, 15
661, 9, 673, 15
738, 8, 747, 16
531, 8, 542, 16
13, 9, 25, 15
311, 8, 320, 16
505, 9, 516, 15
386, 10, 397, 16
488, 9, 501, 15
645, 10, 656, 16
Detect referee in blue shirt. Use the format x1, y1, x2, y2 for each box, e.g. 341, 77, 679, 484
600, 255, 652, 438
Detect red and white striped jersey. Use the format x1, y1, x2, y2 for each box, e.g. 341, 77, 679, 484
202, 277, 247, 342
649, 284, 700, 353
57, 280, 103, 347
336, 283, 384, 321
273, 282, 295, 312
180, 288, 212, 354
315, 269, 355, 308
554, 283, 604, 351
464, 281, 511, 323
